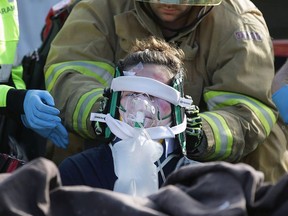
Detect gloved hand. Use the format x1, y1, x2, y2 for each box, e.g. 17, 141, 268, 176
93, 96, 110, 135
21, 90, 69, 148
22, 115, 68, 148
34, 121, 69, 148
22, 90, 61, 129
185, 102, 203, 154
272, 84, 288, 124
92, 88, 112, 141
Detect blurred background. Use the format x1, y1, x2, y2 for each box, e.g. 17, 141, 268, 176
252, 0, 288, 39
252, 0, 288, 70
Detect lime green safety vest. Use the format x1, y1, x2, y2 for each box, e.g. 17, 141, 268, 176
0, 0, 25, 108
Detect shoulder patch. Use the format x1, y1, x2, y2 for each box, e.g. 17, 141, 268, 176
234, 31, 263, 42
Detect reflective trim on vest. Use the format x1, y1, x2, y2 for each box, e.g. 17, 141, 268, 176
0, 85, 13, 107
204, 91, 276, 136
45, 61, 115, 91
0, 0, 24, 90
73, 88, 104, 138
12, 65, 25, 89
0, 1, 18, 64
199, 112, 233, 160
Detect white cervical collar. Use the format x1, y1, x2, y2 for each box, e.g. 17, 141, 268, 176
90, 113, 187, 140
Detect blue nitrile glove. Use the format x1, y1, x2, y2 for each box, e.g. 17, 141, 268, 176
21, 115, 69, 148
22, 90, 61, 129
272, 84, 288, 124
35, 122, 69, 148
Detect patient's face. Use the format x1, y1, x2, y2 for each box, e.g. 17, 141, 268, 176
119, 64, 173, 128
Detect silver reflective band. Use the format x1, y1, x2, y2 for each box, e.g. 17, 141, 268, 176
110, 76, 193, 107
135, 0, 222, 6
0, 64, 12, 82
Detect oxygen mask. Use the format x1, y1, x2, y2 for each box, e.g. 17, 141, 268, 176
119, 93, 171, 128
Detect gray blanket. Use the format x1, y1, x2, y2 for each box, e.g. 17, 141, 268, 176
0, 158, 287, 216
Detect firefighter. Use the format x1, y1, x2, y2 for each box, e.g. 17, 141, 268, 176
0, 0, 68, 150
45, 0, 288, 183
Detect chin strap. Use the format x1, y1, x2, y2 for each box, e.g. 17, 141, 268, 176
90, 113, 187, 140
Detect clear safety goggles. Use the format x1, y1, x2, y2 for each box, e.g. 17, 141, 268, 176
135, 0, 222, 6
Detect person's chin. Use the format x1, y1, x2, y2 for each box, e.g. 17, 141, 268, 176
159, 15, 178, 23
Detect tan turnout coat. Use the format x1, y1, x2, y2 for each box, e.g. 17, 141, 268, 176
45, 0, 288, 183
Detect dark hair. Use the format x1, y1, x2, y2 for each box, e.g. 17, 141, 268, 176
118, 36, 185, 77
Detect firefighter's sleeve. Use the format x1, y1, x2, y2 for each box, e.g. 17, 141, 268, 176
191, 10, 277, 162
45, 62, 114, 139
44, 1, 115, 139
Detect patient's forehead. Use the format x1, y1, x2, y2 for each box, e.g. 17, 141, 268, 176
131, 64, 173, 84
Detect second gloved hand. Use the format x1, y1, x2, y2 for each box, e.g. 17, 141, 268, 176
91, 88, 112, 141
185, 103, 203, 154
22, 90, 61, 129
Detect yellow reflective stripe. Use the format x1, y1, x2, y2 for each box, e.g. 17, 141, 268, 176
45, 61, 114, 91
204, 91, 276, 135
73, 88, 103, 138
1, 42, 18, 64
0, 2, 19, 64
0, 85, 13, 107
12, 65, 26, 89
200, 112, 233, 160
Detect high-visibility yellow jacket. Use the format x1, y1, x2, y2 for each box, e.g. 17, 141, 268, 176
0, 0, 26, 117
45, 0, 288, 183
